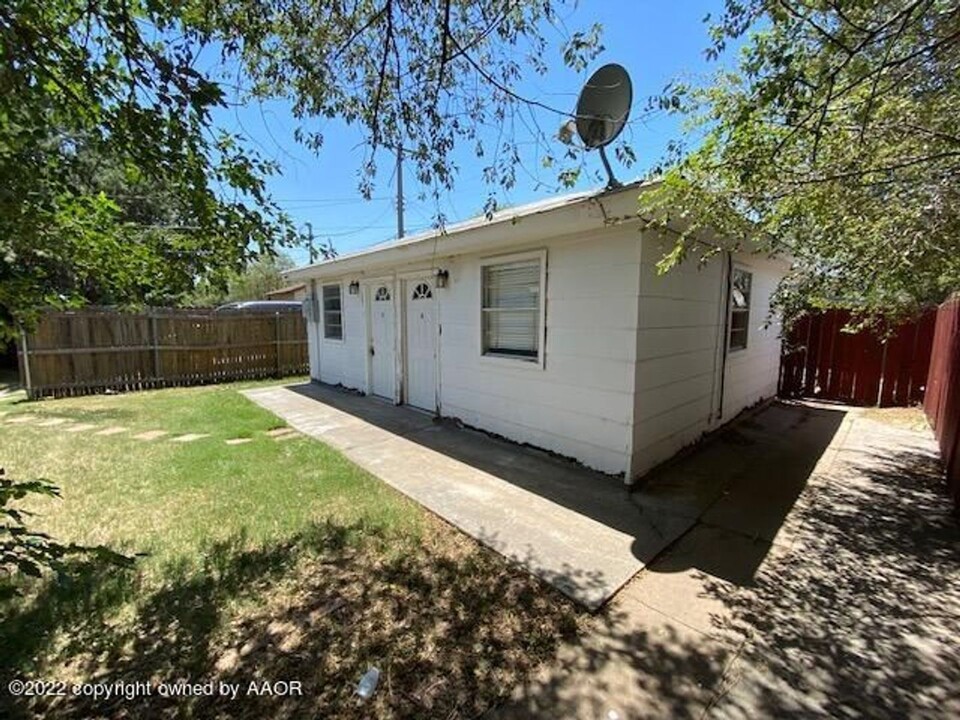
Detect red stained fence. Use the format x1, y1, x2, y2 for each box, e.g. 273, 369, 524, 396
779, 308, 937, 407
924, 295, 960, 512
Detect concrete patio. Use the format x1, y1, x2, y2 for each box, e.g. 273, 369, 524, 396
499, 404, 960, 719
244, 382, 959, 717
244, 381, 698, 609
244, 382, 845, 610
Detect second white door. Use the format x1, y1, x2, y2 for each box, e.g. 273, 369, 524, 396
404, 278, 437, 412
369, 284, 396, 399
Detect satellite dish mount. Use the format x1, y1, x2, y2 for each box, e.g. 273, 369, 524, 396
572, 63, 633, 189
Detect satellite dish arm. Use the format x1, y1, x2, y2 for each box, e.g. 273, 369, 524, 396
598, 146, 621, 189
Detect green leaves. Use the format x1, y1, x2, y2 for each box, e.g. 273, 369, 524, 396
0, 0, 295, 341
197, 0, 604, 202
641, 0, 960, 327
0, 0, 609, 341
1, 467, 134, 594
562, 23, 605, 72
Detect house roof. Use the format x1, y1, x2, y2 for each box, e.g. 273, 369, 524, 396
265, 283, 306, 298
285, 180, 649, 282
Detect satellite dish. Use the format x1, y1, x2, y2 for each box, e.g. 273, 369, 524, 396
573, 63, 632, 188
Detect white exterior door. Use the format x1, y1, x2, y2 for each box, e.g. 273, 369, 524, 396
369, 284, 396, 399
404, 278, 437, 412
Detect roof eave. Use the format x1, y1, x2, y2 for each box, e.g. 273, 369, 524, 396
284, 180, 651, 283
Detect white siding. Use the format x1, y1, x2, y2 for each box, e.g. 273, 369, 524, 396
313, 283, 367, 391
630, 238, 786, 479
306, 315, 320, 379
298, 198, 786, 482
721, 256, 783, 419
438, 228, 642, 474
631, 236, 727, 477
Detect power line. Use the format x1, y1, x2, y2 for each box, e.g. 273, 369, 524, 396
273, 196, 394, 204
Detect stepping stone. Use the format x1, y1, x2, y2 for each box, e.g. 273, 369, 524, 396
225, 438, 253, 446
65, 423, 97, 433
275, 431, 301, 441
6, 415, 37, 424
36, 418, 69, 427
95, 426, 128, 436
266, 427, 297, 438
171, 433, 210, 443
133, 430, 168, 441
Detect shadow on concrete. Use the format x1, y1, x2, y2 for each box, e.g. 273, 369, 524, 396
285, 383, 845, 587
287, 382, 640, 530
641, 401, 847, 583
497, 423, 960, 719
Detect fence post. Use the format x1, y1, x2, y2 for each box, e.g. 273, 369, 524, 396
275, 312, 282, 378
150, 311, 161, 381
876, 340, 888, 407
18, 325, 33, 398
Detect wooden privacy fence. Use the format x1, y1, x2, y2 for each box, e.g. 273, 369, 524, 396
17, 308, 308, 399
924, 294, 960, 513
779, 308, 937, 406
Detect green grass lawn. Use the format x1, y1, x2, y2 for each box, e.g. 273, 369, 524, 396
1, 381, 582, 719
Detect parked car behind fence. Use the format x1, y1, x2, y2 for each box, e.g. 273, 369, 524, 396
214, 300, 303, 313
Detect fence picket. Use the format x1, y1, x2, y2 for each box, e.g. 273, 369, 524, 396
16, 308, 308, 399
924, 295, 960, 513
779, 308, 937, 407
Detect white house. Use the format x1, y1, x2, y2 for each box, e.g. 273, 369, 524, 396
285, 182, 787, 482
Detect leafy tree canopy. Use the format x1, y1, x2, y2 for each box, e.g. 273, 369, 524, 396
640, 0, 960, 325
0, 0, 604, 341
195, 0, 609, 206
185, 254, 296, 307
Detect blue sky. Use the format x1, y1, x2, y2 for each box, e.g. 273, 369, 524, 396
210, 1, 729, 266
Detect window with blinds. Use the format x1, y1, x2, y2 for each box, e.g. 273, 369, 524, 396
322, 284, 343, 340
481, 259, 542, 361
728, 268, 752, 351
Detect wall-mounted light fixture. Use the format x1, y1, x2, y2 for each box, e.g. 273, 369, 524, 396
435, 269, 449, 289
348, 280, 360, 295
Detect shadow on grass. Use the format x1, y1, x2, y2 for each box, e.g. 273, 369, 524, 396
1, 520, 588, 720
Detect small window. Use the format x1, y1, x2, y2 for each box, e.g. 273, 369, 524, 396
411, 282, 432, 300
481, 258, 542, 362
322, 284, 343, 340
374, 286, 391, 302
728, 268, 752, 351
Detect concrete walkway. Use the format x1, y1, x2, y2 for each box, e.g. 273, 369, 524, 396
498, 403, 960, 719
243, 382, 698, 609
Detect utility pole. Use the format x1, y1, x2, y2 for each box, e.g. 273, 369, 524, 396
396, 145, 405, 240
305, 222, 318, 264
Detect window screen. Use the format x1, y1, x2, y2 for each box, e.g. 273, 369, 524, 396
482, 259, 541, 361
322, 284, 343, 340
728, 268, 752, 351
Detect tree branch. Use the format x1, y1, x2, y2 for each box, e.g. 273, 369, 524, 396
447, 32, 578, 117
333, 6, 388, 62
436, 0, 452, 102
784, 151, 960, 186
369, 0, 393, 148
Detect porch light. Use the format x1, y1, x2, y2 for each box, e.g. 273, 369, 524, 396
348, 280, 360, 295
435, 269, 449, 288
